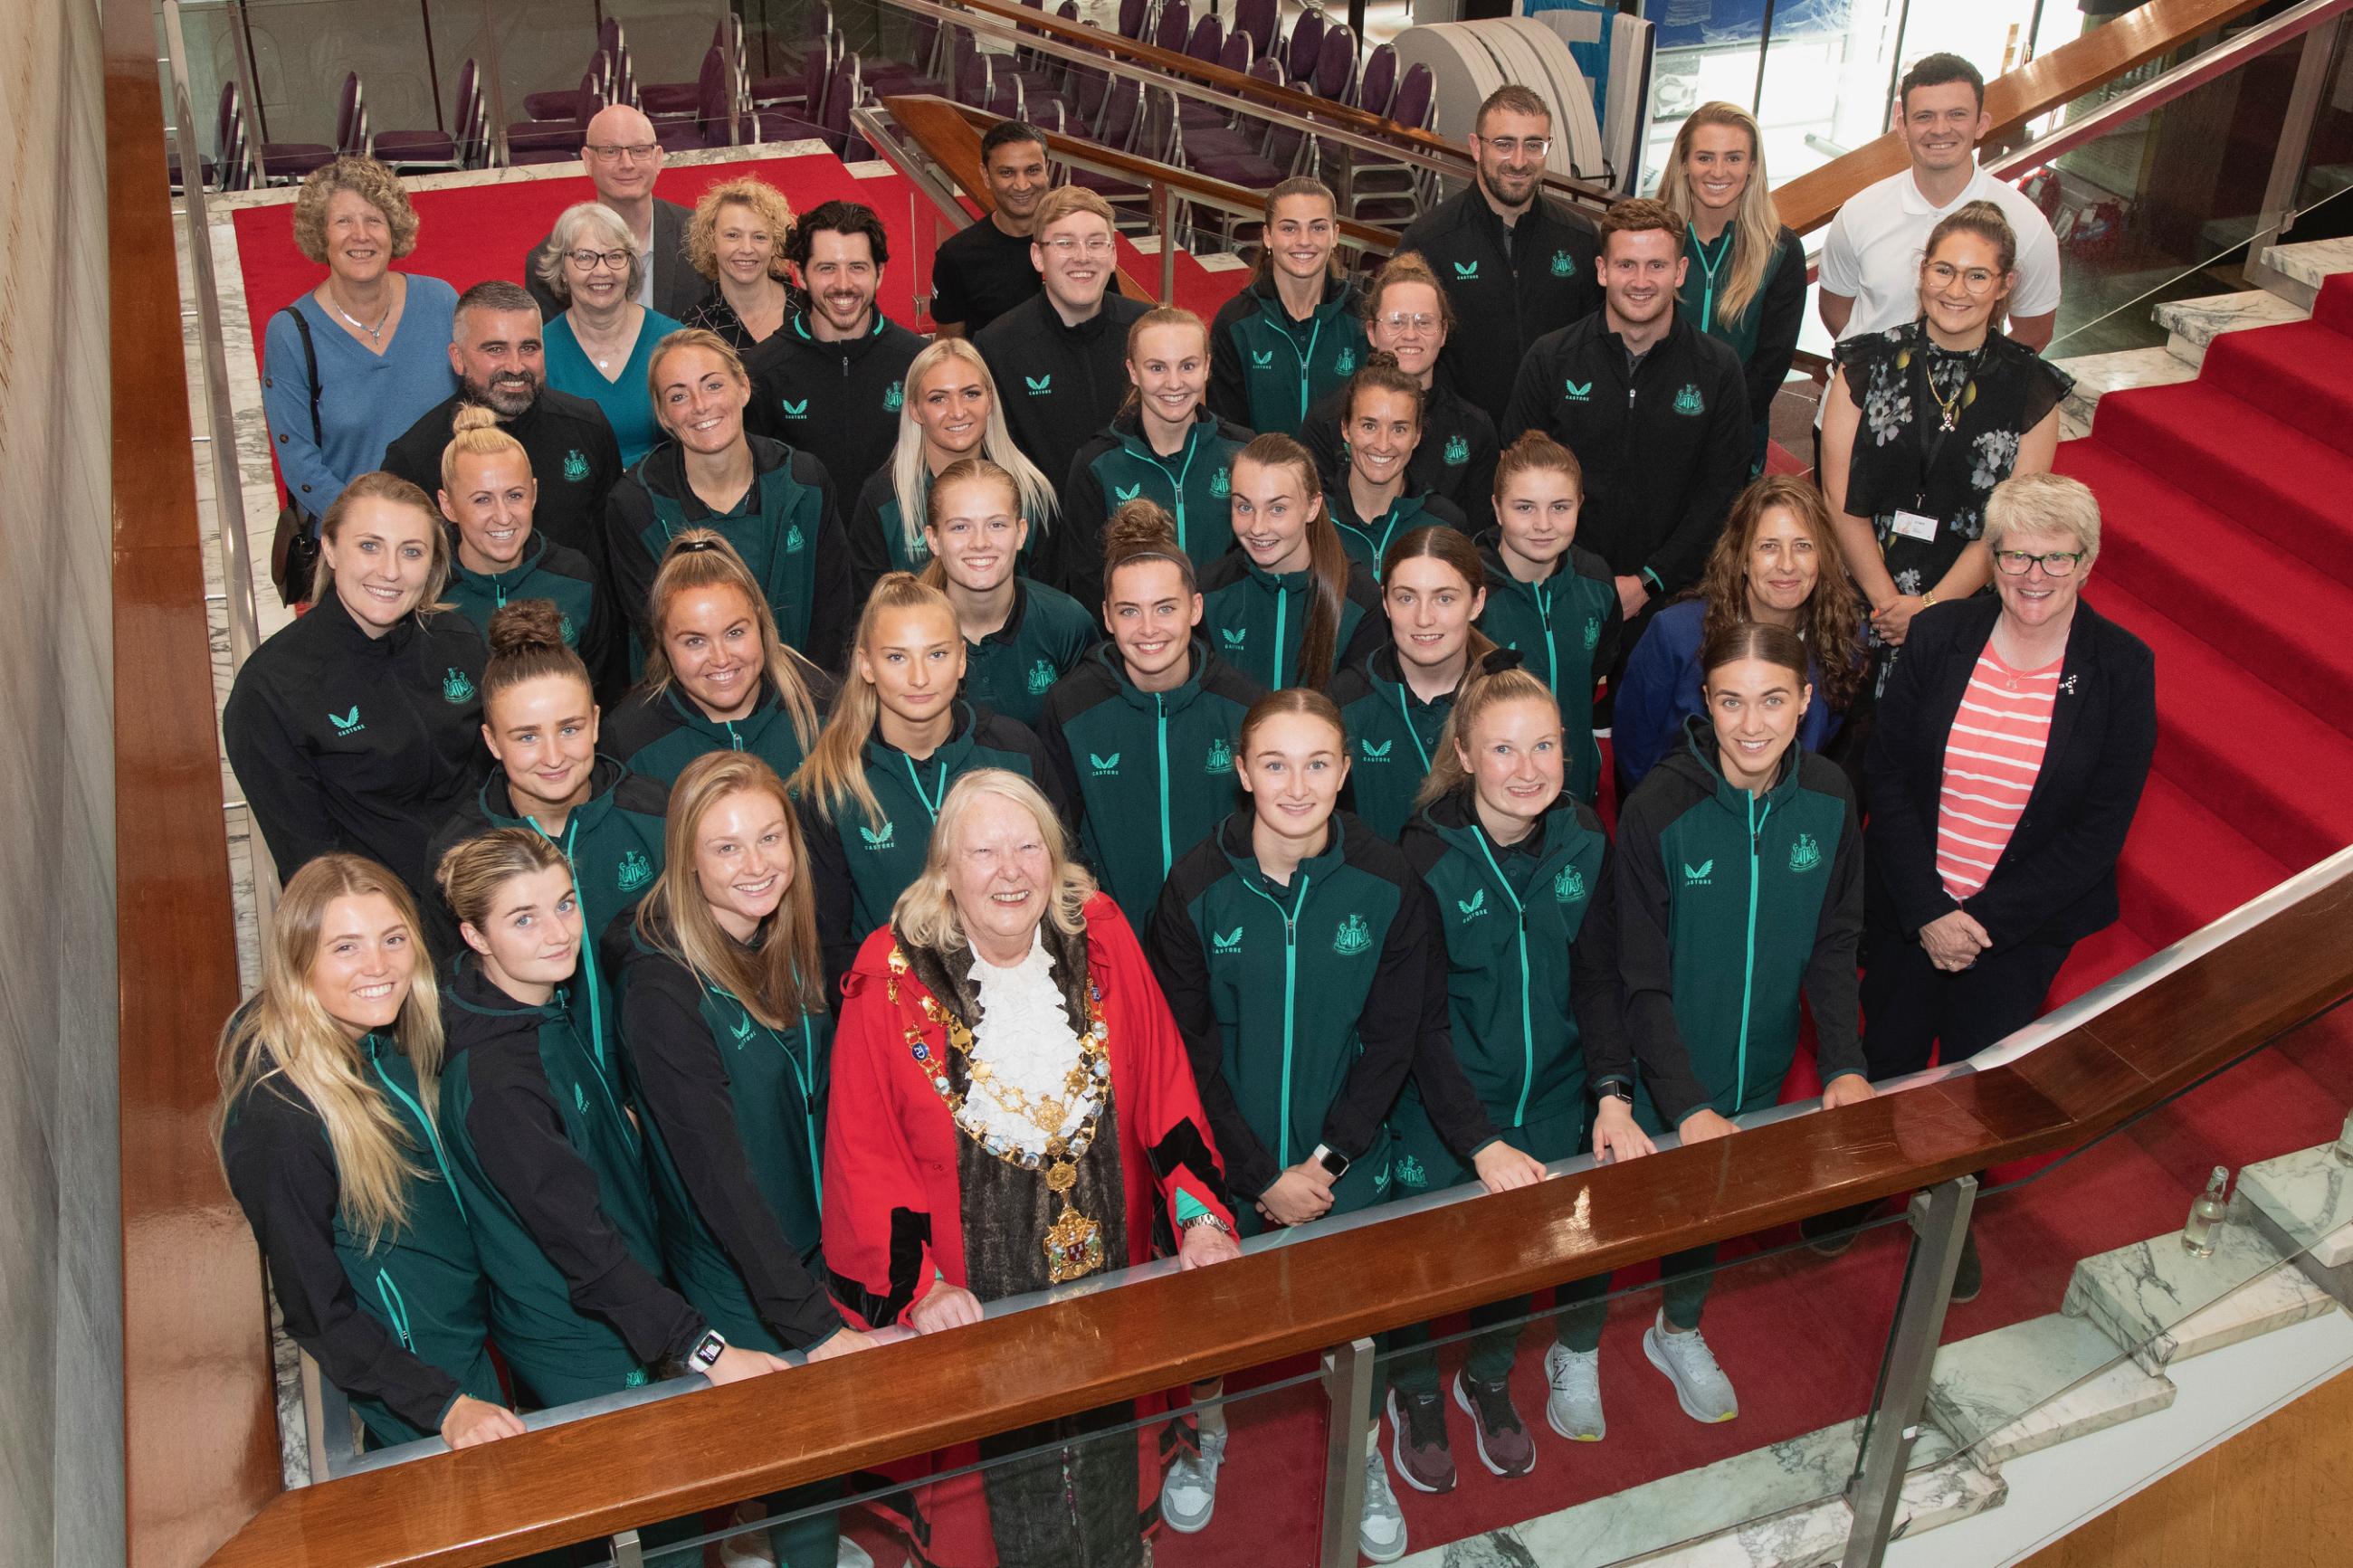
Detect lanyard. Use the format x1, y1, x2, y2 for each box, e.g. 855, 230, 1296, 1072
903, 753, 948, 821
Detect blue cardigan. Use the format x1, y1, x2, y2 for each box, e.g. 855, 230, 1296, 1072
1613, 599, 1843, 791
262, 275, 461, 520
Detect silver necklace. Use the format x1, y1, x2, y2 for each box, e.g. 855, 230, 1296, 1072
329, 290, 391, 344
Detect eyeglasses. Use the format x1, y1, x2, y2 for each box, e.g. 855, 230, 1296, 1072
1376, 311, 1439, 336
1042, 234, 1116, 256
566, 248, 631, 271
1481, 136, 1552, 158
1924, 261, 2002, 295
1993, 548, 2083, 576
585, 142, 659, 161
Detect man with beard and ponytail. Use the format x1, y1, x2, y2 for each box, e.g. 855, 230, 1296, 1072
381, 280, 624, 568
744, 201, 925, 509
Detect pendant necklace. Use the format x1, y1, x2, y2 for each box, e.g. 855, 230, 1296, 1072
330, 290, 391, 346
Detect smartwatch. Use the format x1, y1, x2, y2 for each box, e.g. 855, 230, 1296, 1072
687, 1329, 728, 1374
1311, 1143, 1351, 1179
1597, 1082, 1635, 1107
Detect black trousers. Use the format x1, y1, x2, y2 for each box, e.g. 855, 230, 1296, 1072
1860, 913, 2077, 1079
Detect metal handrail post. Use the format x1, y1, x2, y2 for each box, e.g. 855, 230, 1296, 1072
1316, 1337, 1375, 1568
2244, 14, 2341, 289
227, 0, 269, 187
1840, 1176, 1978, 1568
1154, 181, 1176, 304
481, 0, 512, 166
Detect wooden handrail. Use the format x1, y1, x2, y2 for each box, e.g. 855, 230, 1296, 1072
885, 93, 1402, 255
201, 860, 2353, 1566
1772, 0, 2271, 235
104, 1, 281, 1565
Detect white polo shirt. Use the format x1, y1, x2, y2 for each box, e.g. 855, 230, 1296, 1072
1819, 162, 2062, 340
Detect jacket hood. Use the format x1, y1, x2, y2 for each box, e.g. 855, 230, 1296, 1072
1662, 711, 1805, 813
1091, 637, 1215, 714
450, 530, 551, 593
443, 955, 574, 1052
477, 755, 630, 835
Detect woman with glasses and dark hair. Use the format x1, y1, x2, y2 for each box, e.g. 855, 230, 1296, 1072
1820, 201, 2070, 698
1861, 471, 2154, 1081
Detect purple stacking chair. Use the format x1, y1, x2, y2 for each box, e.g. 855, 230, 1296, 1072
373, 58, 466, 171
1281, 8, 1323, 77
1153, 1, 1192, 55
1217, 30, 1253, 72
1234, 0, 1278, 59
642, 22, 719, 117
1311, 24, 1357, 100
332, 73, 370, 157
821, 53, 875, 160
1353, 42, 1396, 118
1174, 16, 1228, 129
1070, 78, 1149, 207
256, 74, 338, 183
1118, 0, 1151, 41
1349, 62, 1434, 218
506, 71, 598, 165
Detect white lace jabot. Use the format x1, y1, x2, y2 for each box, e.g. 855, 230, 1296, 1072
963, 930, 1092, 1158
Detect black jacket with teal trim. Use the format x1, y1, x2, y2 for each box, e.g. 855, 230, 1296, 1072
1302, 379, 1500, 538
1061, 406, 1253, 604
1329, 646, 1453, 841
1401, 788, 1616, 1132
976, 290, 1152, 518
443, 532, 622, 702
1329, 483, 1470, 581
742, 309, 925, 505
223, 592, 490, 899
1207, 274, 1370, 438
1036, 640, 1265, 929
1599, 717, 1866, 1126
846, 465, 931, 601
605, 906, 846, 1354
1475, 533, 1623, 803
1397, 185, 1602, 429
1197, 548, 1386, 692
381, 388, 622, 567
957, 577, 1101, 727
601, 661, 834, 790
1500, 309, 1751, 598
604, 434, 852, 676
1146, 811, 1434, 1202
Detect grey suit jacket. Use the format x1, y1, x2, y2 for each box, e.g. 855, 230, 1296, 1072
524, 196, 712, 323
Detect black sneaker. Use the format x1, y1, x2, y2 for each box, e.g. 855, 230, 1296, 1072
1951, 1229, 1983, 1304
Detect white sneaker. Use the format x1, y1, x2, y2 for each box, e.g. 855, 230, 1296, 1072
838, 1539, 874, 1568
1159, 1427, 1226, 1534
1543, 1342, 1605, 1440
1643, 1312, 1739, 1422
1358, 1445, 1408, 1563
718, 1501, 776, 1568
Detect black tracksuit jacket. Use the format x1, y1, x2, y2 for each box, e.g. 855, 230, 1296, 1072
1397, 184, 1603, 431
975, 291, 1152, 522
743, 310, 927, 507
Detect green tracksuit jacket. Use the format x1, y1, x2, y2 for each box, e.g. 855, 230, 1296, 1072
443, 532, 620, 699
600, 669, 831, 789
957, 578, 1100, 728
1061, 407, 1253, 603
1394, 789, 1616, 1194
1198, 550, 1387, 692
1329, 486, 1471, 582
1207, 274, 1370, 438
1475, 533, 1623, 803
1328, 646, 1453, 841
1035, 640, 1265, 929
1148, 811, 1433, 1224
438, 962, 697, 1405
1602, 717, 1867, 1126
606, 910, 847, 1355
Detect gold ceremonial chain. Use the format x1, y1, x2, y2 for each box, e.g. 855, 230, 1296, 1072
888, 945, 1111, 1283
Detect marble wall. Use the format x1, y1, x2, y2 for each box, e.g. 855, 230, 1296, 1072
0, 0, 127, 1563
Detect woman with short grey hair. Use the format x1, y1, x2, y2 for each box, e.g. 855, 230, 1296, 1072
538, 201, 683, 465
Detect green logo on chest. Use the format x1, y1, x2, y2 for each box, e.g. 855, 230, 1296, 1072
1672, 383, 1705, 416
562, 448, 590, 482
1204, 736, 1233, 773
329, 706, 364, 736
1553, 864, 1586, 903
1333, 346, 1357, 375
616, 850, 653, 891
1114, 482, 1142, 503
1549, 250, 1576, 277
1396, 1152, 1427, 1189
729, 1009, 756, 1047
1788, 833, 1823, 874
1210, 467, 1231, 499
1212, 925, 1243, 954
1682, 859, 1715, 888
1583, 615, 1602, 651
1443, 434, 1470, 466
784, 524, 805, 554
778, 397, 810, 419
1456, 888, 1487, 920
443, 668, 477, 704
1359, 737, 1393, 761
860, 821, 896, 850
573, 1082, 590, 1116
883, 381, 904, 413
1027, 660, 1058, 695
1089, 751, 1121, 776
1564, 379, 1593, 402
1332, 913, 1373, 956
1453, 261, 1480, 280
1251, 349, 1274, 369
1220, 627, 1246, 651
1025, 375, 1053, 395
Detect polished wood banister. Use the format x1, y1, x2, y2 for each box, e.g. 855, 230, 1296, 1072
885, 93, 1402, 255
104, 0, 282, 1564
1772, 0, 2271, 235
202, 862, 2353, 1567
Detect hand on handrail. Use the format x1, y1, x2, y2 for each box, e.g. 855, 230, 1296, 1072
705, 1345, 795, 1384
1257, 1163, 1336, 1227
1590, 1098, 1657, 1164
1472, 1141, 1548, 1193
805, 1326, 885, 1362
1820, 1073, 1880, 1110
1677, 1108, 1741, 1145
439, 1394, 528, 1449
1176, 1221, 1241, 1270
910, 1283, 986, 1335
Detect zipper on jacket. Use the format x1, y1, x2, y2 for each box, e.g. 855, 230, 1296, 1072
1532, 576, 1560, 689
723, 717, 745, 752
1735, 793, 1770, 1112
557, 988, 637, 1153
529, 815, 609, 1074
719, 986, 825, 1207
1272, 585, 1290, 689
1395, 679, 1436, 774
1156, 695, 1173, 872
1469, 834, 1538, 1126
904, 755, 948, 822
1240, 871, 1310, 1167
375, 1269, 416, 1351
1138, 432, 1204, 553
367, 1039, 468, 1224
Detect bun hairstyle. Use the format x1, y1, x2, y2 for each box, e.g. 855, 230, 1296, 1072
1342, 350, 1426, 430
213, 853, 445, 1248
1414, 662, 1560, 813
1234, 432, 1351, 689
1380, 525, 1498, 663
482, 597, 590, 708
788, 573, 958, 831
1102, 497, 1196, 596
1361, 250, 1458, 337
435, 827, 573, 940
1492, 429, 1583, 503
1236, 686, 1348, 763
915, 457, 1023, 593
1699, 619, 1811, 686
439, 402, 532, 494
642, 528, 823, 750
1697, 476, 1862, 713
640, 750, 826, 1028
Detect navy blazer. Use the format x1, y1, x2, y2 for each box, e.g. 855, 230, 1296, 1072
1863, 594, 2156, 952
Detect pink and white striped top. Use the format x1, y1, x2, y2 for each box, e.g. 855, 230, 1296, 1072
1936, 646, 2061, 899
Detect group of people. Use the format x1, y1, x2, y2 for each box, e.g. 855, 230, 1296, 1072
221, 55, 2157, 1568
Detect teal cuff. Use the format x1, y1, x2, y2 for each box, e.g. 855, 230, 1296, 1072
1175, 1190, 1213, 1224
1640, 566, 1664, 595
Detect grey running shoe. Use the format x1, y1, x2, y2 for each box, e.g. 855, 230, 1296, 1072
1359, 1445, 1409, 1563
1543, 1342, 1605, 1441
1643, 1312, 1739, 1423
1159, 1427, 1227, 1534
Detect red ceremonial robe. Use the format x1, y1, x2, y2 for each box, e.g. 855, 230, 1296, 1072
823, 891, 1235, 1567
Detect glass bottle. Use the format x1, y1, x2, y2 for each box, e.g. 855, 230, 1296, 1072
2183, 1166, 2230, 1258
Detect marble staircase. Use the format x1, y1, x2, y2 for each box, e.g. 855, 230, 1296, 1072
2052, 235, 2353, 439
1400, 1143, 2353, 1568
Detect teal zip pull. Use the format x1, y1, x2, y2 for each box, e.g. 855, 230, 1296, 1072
1734, 793, 1769, 1113
1240, 870, 1310, 1167
1155, 694, 1174, 872
375, 1269, 415, 1350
